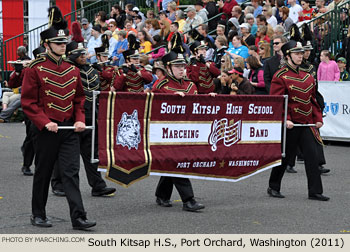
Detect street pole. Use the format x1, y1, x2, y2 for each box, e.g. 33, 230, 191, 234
71, 0, 76, 21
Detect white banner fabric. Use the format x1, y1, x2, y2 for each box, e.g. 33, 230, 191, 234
319, 81, 350, 141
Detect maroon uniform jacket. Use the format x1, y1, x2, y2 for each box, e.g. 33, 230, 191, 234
8, 69, 26, 89
113, 66, 153, 92
21, 53, 85, 130
186, 61, 221, 94
271, 63, 323, 124
99, 65, 117, 91
152, 74, 198, 94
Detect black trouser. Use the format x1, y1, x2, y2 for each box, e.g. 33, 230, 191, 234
269, 127, 323, 195
21, 116, 35, 168
288, 130, 326, 167
155, 176, 194, 202
51, 118, 106, 192
32, 122, 86, 223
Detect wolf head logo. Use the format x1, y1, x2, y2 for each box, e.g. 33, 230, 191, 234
116, 110, 141, 150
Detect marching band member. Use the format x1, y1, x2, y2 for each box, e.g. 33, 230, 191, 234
94, 34, 117, 91
50, 41, 116, 197
20, 46, 46, 176
21, 6, 96, 229
112, 49, 153, 92
267, 40, 329, 201
152, 51, 204, 212
186, 40, 221, 94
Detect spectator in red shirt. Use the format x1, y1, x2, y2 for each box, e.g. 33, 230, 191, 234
255, 25, 271, 49
298, 0, 314, 21
218, 0, 238, 20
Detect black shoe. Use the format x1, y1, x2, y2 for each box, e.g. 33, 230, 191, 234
21, 166, 33, 176
319, 165, 330, 174
183, 199, 205, 212
309, 194, 330, 201
286, 165, 297, 173
267, 187, 285, 198
156, 197, 172, 207
72, 217, 96, 230
52, 189, 66, 197
30, 216, 52, 227
91, 187, 116, 197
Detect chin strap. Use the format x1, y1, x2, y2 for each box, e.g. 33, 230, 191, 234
48, 43, 62, 57
288, 54, 299, 69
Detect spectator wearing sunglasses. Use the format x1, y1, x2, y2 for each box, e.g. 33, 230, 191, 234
263, 35, 287, 93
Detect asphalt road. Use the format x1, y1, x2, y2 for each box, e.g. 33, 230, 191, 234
0, 122, 349, 234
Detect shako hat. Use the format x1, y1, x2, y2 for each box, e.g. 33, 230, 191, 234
95, 45, 109, 57
32, 46, 46, 59
66, 41, 86, 59
302, 41, 313, 51
40, 6, 69, 44
281, 40, 304, 57
152, 60, 167, 74
162, 51, 186, 66
122, 49, 140, 60
189, 40, 206, 54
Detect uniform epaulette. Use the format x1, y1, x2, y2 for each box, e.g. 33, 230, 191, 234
63, 58, 75, 65
275, 67, 288, 78
300, 65, 313, 73
28, 56, 46, 68
155, 79, 169, 89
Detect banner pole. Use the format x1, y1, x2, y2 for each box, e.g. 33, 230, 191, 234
57, 126, 94, 129
293, 124, 316, 127
282, 95, 288, 158
90, 90, 100, 164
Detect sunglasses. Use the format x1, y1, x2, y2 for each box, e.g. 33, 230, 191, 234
53, 42, 67, 45
273, 42, 281, 45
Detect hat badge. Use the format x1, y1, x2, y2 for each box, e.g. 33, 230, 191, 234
58, 29, 65, 37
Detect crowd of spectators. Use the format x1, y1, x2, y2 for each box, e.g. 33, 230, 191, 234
75, 1, 346, 91
2, 0, 350, 122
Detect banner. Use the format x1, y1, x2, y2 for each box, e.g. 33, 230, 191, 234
319, 81, 350, 141
98, 92, 284, 187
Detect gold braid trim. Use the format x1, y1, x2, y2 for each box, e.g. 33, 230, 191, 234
164, 83, 194, 93
45, 89, 76, 100
294, 107, 312, 116
47, 102, 73, 112
289, 83, 314, 93
310, 127, 324, 145
292, 96, 311, 104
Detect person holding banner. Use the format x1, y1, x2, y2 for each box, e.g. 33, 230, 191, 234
21, 6, 96, 229
267, 40, 329, 201
152, 51, 205, 212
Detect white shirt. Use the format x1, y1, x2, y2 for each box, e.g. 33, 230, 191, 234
267, 16, 278, 28
289, 4, 303, 23
109, 37, 118, 58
